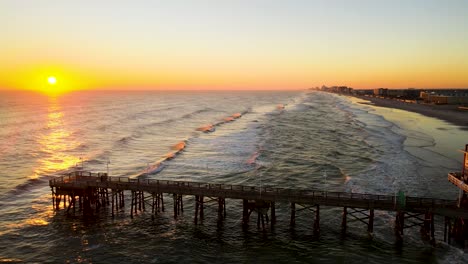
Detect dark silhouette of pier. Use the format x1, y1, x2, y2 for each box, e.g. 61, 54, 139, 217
49, 170, 468, 245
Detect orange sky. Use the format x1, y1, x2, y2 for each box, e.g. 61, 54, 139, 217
1, 1, 468, 93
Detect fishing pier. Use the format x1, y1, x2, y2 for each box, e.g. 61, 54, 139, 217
50, 171, 468, 245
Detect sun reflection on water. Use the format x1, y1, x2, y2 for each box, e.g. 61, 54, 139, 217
33, 97, 81, 178
5, 194, 54, 230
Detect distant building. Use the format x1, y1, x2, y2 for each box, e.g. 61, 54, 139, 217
420, 89, 468, 104
355, 89, 373, 96
372, 88, 420, 100
373, 88, 388, 97
322, 86, 353, 94
321, 86, 468, 104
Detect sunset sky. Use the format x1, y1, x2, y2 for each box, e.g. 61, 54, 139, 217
1, 0, 468, 92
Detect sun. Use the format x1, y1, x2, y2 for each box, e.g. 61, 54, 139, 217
14, 66, 90, 95
47, 76, 57, 85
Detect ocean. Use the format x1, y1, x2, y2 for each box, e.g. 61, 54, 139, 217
0, 90, 467, 263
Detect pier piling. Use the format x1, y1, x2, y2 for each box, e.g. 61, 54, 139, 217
342, 207, 347, 234
290, 202, 296, 227
49, 173, 467, 243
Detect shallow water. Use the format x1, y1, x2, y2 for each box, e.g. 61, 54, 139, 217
0, 90, 466, 263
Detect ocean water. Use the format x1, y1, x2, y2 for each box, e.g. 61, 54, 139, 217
0, 90, 467, 263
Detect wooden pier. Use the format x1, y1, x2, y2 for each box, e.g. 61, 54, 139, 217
445, 144, 468, 245
49, 171, 468, 244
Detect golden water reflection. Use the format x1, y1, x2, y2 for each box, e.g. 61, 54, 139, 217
19, 96, 82, 228
33, 97, 81, 177
5, 194, 54, 230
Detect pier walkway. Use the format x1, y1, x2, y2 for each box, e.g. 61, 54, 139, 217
49, 171, 467, 244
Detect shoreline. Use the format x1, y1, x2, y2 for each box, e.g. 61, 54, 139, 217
353, 95, 468, 129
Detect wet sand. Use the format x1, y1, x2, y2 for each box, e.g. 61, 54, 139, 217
355, 96, 468, 128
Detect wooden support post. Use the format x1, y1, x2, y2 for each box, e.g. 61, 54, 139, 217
55, 195, 61, 210
130, 191, 134, 218
242, 199, 249, 226
111, 191, 115, 217
66, 196, 72, 213
200, 196, 204, 220
218, 198, 223, 221
173, 194, 177, 219
51, 189, 55, 209
78, 196, 83, 213
447, 217, 452, 244
180, 195, 183, 213
257, 211, 261, 228
223, 198, 226, 218
81, 195, 85, 215
430, 213, 435, 245
155, 193, 159, 212
95, 190, 99, 210
82, 196, 86, 215
314, 205, 320, 236
72, 196, 76, 215
118, 191, 121, 208
160, 194, 164, 212
178, 195, 181, 214
400, 212, 405, 236
101, 189, 105, 207
368, 209, 374, 233
423, 212, 431, 235
84, 193, 92, 215
271, 202, 276, 227
158, 193, 162, 212
121, 191, 125, 207
179, 195, 182, 214
138, 191, 142, 211
290, 202, 296, 227
134, 191, 138, 214
395, 211, 404, 241
116, 191, 119, 208
261, 214, 265, 230
342, 206, 347, 234
194, 195, 199, 224
115, 191, 119, 209
133, 191, 137, 214
444, 216, 448, 243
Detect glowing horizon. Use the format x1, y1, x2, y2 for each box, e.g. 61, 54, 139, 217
1, 1, 468, 93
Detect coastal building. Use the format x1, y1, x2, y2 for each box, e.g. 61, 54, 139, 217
373, 88, 388, 97
321, 85, 354, 94
354, 89, 373, 96
384, 89, 420, 100
420, 89, 468, 105
371, 88, 420, 99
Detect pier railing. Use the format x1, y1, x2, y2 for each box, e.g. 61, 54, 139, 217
48, 165, 468, 244
448, 172, 468, 192
50, 175, 457, 214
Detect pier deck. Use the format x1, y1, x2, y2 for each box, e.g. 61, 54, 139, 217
50, 173, 462, 216
49, 171, 468, 244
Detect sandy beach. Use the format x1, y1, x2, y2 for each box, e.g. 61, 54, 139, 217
355, 96, 468, 128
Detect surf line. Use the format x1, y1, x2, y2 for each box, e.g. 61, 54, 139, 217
130, 140, 187, 178
244, 103, 286, 166
134, 112, 246, 178
197, 112, 244, 133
